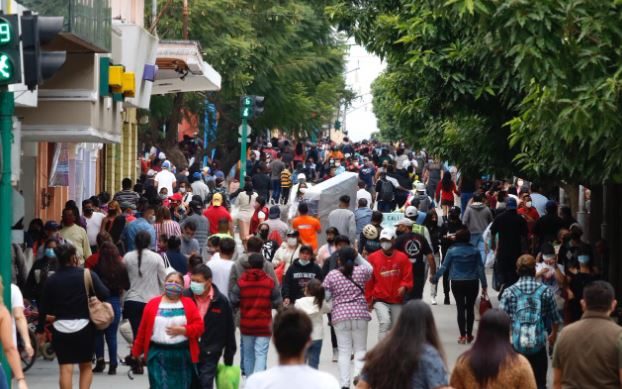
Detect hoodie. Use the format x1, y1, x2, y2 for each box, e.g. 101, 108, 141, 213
229, 269, 282, 336
294, 296, 332, 340
462, 202, 493, 234
282, 259, 323, 302
228, 252, 279, 297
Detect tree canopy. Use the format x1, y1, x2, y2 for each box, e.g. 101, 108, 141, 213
329, 0, 622, 183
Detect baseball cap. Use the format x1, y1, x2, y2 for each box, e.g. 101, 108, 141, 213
212, 193, 223, 206
161, 160, 171, 170
215, 171, 225, 179
297, 173, 306, 181
192, 172, 202, 180
286, 230, 299, 237
379, 229, 395, 241
269, 206, 280, 219
158, 151, 166, 160
189, 200, 202, 213
541, 243, 556, 259
44, 221, 60, 230
506, 197, 517, 210
395, 218, 414, 227
169, 193, 183, 202
405, 206, 418, 218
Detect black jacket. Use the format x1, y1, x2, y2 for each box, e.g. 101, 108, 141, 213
282, 259, 322, 302
184, 285, 236, 365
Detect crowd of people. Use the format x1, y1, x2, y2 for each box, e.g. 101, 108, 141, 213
3, 136, 617, 389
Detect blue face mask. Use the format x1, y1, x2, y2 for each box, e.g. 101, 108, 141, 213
45, 248, 56, 258
190, 281, 206, 295
577, 255, 590, 265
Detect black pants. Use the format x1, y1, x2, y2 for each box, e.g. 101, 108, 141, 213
524, 348, 548, 389
440, 251, 451, 297
195, 350, 222, 389
407, 262, 426, 300
281, 187, 290, 204
327, 313, 337, 349
123, 300, 146, 338
451, 280, 479, 337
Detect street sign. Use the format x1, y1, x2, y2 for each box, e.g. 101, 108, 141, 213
238, 124, 252, 136
238, 137, 250, 143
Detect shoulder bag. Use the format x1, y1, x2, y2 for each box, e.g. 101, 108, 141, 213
84, 269, 114, 330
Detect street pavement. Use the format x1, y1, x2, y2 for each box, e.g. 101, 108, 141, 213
23, 270, 556, 389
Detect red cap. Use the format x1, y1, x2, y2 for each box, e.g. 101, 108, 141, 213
169, 192, 183, 202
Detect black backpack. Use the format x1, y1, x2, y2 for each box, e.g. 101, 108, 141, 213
379, 179, 394, 202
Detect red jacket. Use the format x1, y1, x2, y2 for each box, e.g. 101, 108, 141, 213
131, 296, 204, 363
366, 249, 413, 304
249, 206, 269, 236
234, 269, 278, 337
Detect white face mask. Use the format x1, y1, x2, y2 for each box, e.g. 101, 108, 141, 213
179, 187, 186, 193
525, 201, 532, 208
380, 242, 392, 251
287, 238, 298, 246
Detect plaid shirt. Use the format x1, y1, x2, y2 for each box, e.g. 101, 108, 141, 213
500, 276, 563, 348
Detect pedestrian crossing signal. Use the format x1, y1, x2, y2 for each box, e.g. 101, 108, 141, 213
0, 15, 21, 86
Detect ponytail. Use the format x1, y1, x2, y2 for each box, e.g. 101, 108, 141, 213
306, 279, 325, 310
338, 247, 357, 279
134, 230, 151, 277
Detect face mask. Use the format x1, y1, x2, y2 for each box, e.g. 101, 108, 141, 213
190, 281, 206, 295
179, 187, 186, 193
525, 201, 532, 208
45, 248, 56, 258
159, 194, 167, 199
164, 282, 183, 299
577, 255, 590, 265
298, 259, 310, 266
183, 234, 192, 241
83, 209, 93, 216
335, 162, 341, 167
326, 237, 335, 244
287, 238, 298, 246
149, 215, 156, 223
259, 230, 269, 240
380, 242, 392, 251
395, 229, 405, 236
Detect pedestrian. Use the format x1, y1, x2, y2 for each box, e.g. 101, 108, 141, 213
535, 243, 565, 325
394, 218, 436, 301
154, 206, 182, 240
206, 237, 236, 295
317, 227, 339, 268
425, 210, 443, 305
294, 279, 332, 369
130, 272, 204, 388
154, 160, 177, 194
191, 172, 210, 203
0, 280, 29, 389
264, 205, 288, 241
517, 193, 540, 251
229, 236, 279, 297
270, 152, 286, 204
499, 254, 562, 389
83, 199, 105, 254
533, 200, 563, 253
282, 245, 323, 306
203, 193, 233, 235
164, 236, 188, 274
280, 165, 292, 204
249, 196, 269, 236
37, 243, 109, 389
101, 201, 122, 233
366, 229, 413, 340
356, 180, 373, 208
358, 212, 383, 256
113, 177, 141, 210
436, 171, 460, 218
251, 163, 271, 202
24, 238, 58, 302
92, 242, 130, 375
245, 308, 340, 388
233, 184, 258, 245
450, 309, 536, 389
431, 228, 487, 344
229, 253, 282, 376
553, 281, 622, 389
375, 172, 396, 212
292, 203, 321, 252
181, 201, 209, 254
462, 192, 493, 262
60, 208, 92, 263
328, 195, 357, 244
123, 230, 167, 339
122, 205, 157, 252
357, 300, 448, 389
186, 264, 236, 389
322, 247, 372, 388
180, 221, 200, 257
354, 199, 373, 239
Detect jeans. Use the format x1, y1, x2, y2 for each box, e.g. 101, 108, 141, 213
271, 179, 281, 203
334, 319, 368, 388
123, 300, 146, 338
96, 296, 121, 366
451, 280, 479, 337
374, 301, 402, 340
460, 192, 473, 216
305, 339, 322, 369
196, 350, 222, 389
470, 233, 486, 266
524, 347, 548, 389
241, 335, 270, 376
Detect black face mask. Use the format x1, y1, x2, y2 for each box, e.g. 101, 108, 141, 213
83, 209, 93, 216
259, 230, 269, 240
326, 237, 335, 244
395, 229, 405, 236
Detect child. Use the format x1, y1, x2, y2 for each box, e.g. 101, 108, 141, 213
229, 253, 282, 376
280, 166, 292, 205
282, 245, 323, 306
294, 279, 331, 369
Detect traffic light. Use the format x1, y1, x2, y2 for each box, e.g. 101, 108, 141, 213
0, 14, 21, 86
240, 95, 253, 119
21, 12, 66, 90
252, 95, 264, 118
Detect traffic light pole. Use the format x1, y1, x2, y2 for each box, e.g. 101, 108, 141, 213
240, 116, 248, 180
0, 88, 13, 384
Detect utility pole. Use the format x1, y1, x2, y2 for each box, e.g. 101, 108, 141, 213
182, 0, 189, 39
239, 96, 252, 180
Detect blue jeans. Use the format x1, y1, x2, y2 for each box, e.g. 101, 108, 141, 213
241, 335, 270, 376
96, 296, 121, 366
271, 179, 281, 202
461, 192, 473, 216
470, 233, 485, 265
305, 339, 322, 369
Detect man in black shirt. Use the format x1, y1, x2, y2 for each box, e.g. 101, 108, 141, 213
490, 197, 528, 291
251, 163, 271, 202
394, 218, 435, 301
533, 200, 564, 253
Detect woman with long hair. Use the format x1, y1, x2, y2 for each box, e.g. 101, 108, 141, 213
122, 230, 166, 342
92, 242, 130, 374
37, 243, 109, 389
322, 247, 372, 389
154, 206, 182, 240
233, 184, 258, 246
435, 171, 460, 217
100, 200, 121, 233
0, 276, 29, 389
357, 300, 449, 389
450, 309, 536, 389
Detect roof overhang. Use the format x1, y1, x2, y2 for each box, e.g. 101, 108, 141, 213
20, 124, 121, 144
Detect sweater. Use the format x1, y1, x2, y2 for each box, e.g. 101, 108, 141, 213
295, 297, 332, 340
462, 203, 493, 234
282, 260, 323, 302
132, 296, 204, 363
328, 208, 357, 244
123, 249, 167, 303
229, 269, 282, 337
365, 249, 413, 304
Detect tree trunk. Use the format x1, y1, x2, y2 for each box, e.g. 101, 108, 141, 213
561, 182, 579, 215
604, 183, 622, 300
164, 92, 185, 147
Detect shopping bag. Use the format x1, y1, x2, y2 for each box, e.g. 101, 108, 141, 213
274, 262, 285, 284
216, 363, 240, 389
479, 295, 492, 317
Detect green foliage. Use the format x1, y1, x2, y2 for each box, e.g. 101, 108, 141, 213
330, 0, 622, 183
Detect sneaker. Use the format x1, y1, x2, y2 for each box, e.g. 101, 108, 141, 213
332, 348, 338, 362
466, 335, 474, 344
458, 336, 467, 344
444, 295, 450, 305
430, 297, 437, 305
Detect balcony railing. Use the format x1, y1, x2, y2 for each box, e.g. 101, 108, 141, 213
19, 0, 111, 52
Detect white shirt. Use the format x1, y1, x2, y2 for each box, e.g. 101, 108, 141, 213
155, 169, 177, 194
207, 257, 234, 295
151, 300, 188, 344
11, 284, 23, 346
85, 212, 105, 246
531, 192, 548, 217
245, 365, 340, 389
356, 188, 373, 207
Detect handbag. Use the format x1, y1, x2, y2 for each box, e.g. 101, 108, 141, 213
479, 294, 492, 317
216, 363, 240, 389
161, 253, 177, 275
84, 269, 114, 330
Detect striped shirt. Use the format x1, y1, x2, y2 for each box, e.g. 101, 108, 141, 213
154, 220, 182, 240
112, 190, 140, 209
281, 169, 292, 188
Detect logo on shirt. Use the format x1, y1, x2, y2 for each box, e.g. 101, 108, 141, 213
404, 238, 422, 262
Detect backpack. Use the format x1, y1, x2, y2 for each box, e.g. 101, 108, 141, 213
379, 179, 394, 202
415, 194, 431, 212
510, 284, 547, 355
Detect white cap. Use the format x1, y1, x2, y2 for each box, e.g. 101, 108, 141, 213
297, 173, 306, 181
267, 142, 273, 148
415, 182, 426, 192
395, 218, 414, 227
405, 205, 418, 217
379, 229, 395, 241
158, 151, 166, 160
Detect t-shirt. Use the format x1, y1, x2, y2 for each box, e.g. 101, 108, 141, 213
11, 284, 23, 346
395, 232, 433, 277
85, 212, 105, 246
245, 365, 340, 389
207, 258, 234, 296
270, 160, 286, 179
292, 215, 321, 251
154, 170, 177, 194
203, 206, 232, 235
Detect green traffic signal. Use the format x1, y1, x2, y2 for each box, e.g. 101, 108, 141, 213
0, 54, 13, 81
0, 15, 21, 86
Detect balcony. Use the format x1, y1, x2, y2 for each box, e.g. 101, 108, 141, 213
19, 0, 111, 52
